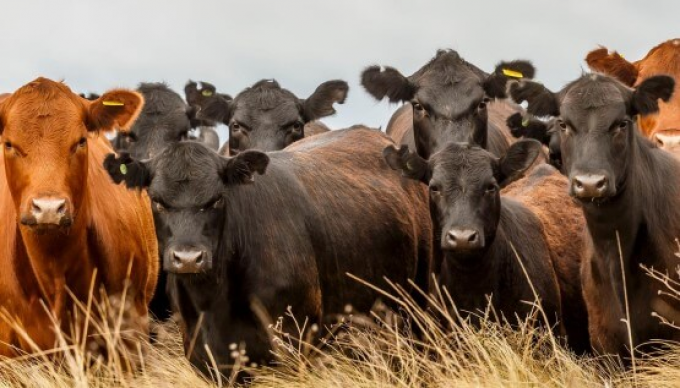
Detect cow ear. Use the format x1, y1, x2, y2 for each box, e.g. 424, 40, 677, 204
508, 80, 560, 117
220, 150, 270, 185
484, 60, 536, 99
87, 90, 144, 133
185, 80, 234, 125
506, 112, 551, 145
361, 66, 416, 103
103, 152, 152, 189
301, 80, 349, 122
383, 145, 430, 183
498, 139, 542, 187
585, 47, 638, 86
631, 75, 675, 115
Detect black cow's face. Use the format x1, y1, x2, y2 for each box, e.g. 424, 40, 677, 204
115, 83, 192, 159
103, 142, 269, 275
362, 49, 534, 159
194, 79, 348, 153
508, 73, 675, 204
383, 140, 540, 261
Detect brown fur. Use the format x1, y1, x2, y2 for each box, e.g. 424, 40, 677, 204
0, 78, 158, 355
504, 165, 590, 352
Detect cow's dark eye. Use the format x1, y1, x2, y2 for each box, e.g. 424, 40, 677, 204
199, 197, 223, 212
78, 137, 87, 147
231, 122, 241, 131
154, 201, 166, 213
485, 183, 498, 194
413, 102, 424, 112
4, 141, 12, 150
478, 97, 491, 110
292, 122, 303, 132
429, 184, 441, 196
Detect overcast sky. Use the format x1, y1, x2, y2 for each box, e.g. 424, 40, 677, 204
1, 1, 678, 145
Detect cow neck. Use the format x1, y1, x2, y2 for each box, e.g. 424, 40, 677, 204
18, 199, 95, 313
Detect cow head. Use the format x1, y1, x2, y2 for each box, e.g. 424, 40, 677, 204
384, 140, 540, 261
586, 40, 680, 155
0, 78, 142, 232
104, 142, 269, 274
189, 79, 348, 153
508, 73, 674, 203
362, 49, 533, 158
506, 113, 562, 171
114, 83, 197, 159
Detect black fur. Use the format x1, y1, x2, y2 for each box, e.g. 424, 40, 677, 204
361, 65, 416, 103
302, 80, 349, 121
631, 75, 675, 115
508, 80, 560, 116
103, 152, 151, 189
483, 60, 536, 99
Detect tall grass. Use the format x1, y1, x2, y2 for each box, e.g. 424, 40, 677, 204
0, 272, 678, 388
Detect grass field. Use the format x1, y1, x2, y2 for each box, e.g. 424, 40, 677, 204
0, 272, 678, 388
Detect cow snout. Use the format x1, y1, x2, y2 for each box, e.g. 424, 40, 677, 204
23, 197, 73, 228
444, 228, 483, 250
165, 247, 212, 274
571, 174, 609, 199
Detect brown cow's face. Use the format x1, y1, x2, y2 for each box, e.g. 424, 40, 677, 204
0, 78, 143, 233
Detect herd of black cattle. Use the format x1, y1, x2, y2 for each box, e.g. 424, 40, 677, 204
9, 45, 680, 375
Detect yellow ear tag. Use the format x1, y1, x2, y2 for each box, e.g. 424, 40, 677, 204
120, 164, 128, 175
502, 69, 524, 78
521, 118, 530, 127
103, 100, 125, 106
201, 89, 214, 97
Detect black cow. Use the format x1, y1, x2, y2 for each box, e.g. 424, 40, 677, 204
186, 79, 347, 154
103, 127, 432, 373
506, 113, 562, 171
383, 140, 562, 331
508, 71, 680, 357
361, 49, 532, 159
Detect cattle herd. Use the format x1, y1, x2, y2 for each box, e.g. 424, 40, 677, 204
0, 38, 679, 377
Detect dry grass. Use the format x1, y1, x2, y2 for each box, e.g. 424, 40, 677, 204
0, 273, 678, 388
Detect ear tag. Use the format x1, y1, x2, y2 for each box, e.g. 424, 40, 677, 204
103, 100, 125, 106
521, 118, 530, 127
120, 164, 128, 175
502, 68, 524, 78
201, 89, 214, 97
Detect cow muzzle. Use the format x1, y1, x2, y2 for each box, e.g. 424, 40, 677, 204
164, 246, 212, 274
570, 174, 614, 200
443, 228, 484, 251
21, 197, 73, 231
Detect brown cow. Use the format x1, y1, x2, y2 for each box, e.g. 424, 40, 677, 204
586, 39, 680, 156
0, 78, 158, 355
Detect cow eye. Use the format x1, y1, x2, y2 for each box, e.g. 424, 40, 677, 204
557, 120, 568, 132
413, 102, 424, 112
429, 184, 441, 195
154, 201, 166, 213
478, 97, 491, 110
4, 141, 12, 150
292, 122, 303, 132
231, 122, 241, 131
485, 183, 498, 194
78, 137, 87, 147
199, 197, 223, 212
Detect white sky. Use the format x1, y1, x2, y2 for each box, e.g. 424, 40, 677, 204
1, 1, 678, 144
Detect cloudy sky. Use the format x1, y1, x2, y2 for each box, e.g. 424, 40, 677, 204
1, 1, 677, 144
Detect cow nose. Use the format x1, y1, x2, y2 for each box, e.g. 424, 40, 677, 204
29, 198, 71, 226
444, 228, 483, 250
171, 249, 206, 273
571, 175, 608, 198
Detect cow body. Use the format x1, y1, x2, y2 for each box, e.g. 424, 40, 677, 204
508, 71, 680, 356
105, 127, 431, 372
586, 39, 680, 157
0, 78, 157, 355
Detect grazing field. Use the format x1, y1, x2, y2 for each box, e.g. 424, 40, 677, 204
0, 273, 678, 388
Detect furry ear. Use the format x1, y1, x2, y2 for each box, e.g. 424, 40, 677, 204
498, 139, 542, 187
88, 90, 144, 132
383, 145, 430, 183
221, 150, 270, 185
361, 65, 416, 103
585, 47, 638, 86
301, 80, 349, 121
506, 112, 551, 145
508, 80, 560, 117
631, 75, 675, 115
185, 80, 233, 126
483, 60, 536, 99
103, 152, 152, 189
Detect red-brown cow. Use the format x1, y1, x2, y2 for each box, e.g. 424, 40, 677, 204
586, 39, 680, 156
0, 78, 158, 355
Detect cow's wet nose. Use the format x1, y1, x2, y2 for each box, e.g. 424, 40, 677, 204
572, 175, 608, 198
27, 197, 72, 227
169, 249, 208, 273
444, 228, 483, 250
